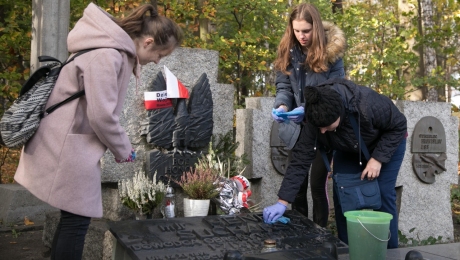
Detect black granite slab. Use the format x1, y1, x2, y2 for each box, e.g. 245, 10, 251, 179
109, 210, 347, 260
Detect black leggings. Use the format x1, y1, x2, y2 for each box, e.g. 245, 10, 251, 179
291, 149, 331, 227
51, 210, 91, 260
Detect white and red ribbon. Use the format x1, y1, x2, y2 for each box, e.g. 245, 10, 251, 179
144, 90, 173, 110
164, 66, 189, 99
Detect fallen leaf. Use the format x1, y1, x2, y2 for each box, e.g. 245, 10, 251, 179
24, 216, 34, 225
9, 242, 17, 244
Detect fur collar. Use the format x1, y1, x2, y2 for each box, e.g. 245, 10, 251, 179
323, 21, 347, 64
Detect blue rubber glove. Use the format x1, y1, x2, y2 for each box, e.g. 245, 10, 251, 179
287, 106, 304, 123
263, 202, 287, 223
271, 107, 286, 123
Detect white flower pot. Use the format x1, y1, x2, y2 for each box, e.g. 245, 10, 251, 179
183, 198, 210, 217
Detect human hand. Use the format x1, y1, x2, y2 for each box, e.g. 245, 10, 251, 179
263, 201, 287, 223
115, 149, 136, 163
361, 158, 382, 180
272, 106, 287, 123
287, 106, 304, 123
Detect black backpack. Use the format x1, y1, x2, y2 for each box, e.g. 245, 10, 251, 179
0, 49, 96, 148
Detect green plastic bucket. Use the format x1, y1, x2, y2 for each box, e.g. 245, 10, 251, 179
344, 210, 393, 260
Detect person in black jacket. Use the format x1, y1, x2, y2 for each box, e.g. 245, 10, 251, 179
264, 79, 407, 249
271, 3, 346, 227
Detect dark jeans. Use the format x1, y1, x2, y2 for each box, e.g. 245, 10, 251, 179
291, 149, 331, 227
51, 210, 91, 260
333, 138, 406, 249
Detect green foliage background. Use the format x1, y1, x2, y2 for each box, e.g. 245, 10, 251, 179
0, 0, 459, 182
1, 0, 459, 106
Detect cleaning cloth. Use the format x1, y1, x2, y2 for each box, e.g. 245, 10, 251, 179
266, 216, 291, 224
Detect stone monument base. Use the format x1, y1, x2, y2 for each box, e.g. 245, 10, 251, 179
0, 184, 59, 224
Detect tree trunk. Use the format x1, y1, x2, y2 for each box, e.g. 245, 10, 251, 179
31, 0, 70, 73
399, 0, 420, 100
197, 0, 209, 41
420, 0, 438, 101
332, 0, 343, 14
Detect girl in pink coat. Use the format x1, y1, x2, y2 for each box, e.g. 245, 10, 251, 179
14, 3, 182, 259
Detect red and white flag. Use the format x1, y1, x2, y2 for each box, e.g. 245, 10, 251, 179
144, 90, 173, 110
165, 66, 189, 99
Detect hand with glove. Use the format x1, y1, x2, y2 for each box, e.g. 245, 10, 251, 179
115, 149, 136, 163
271, 106, 287, 123
263, 201, 287, 223
287, 106, 304, 123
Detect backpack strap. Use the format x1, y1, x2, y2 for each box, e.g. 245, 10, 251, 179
38, 48, 100, 118
63, 48, 99, 65
37, 48, 98, 64
40, 90, 85, 118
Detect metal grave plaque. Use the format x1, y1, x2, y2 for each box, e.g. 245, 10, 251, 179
411, 116, 446, 153
411, 116, 447, 184
109, 211, 347, 260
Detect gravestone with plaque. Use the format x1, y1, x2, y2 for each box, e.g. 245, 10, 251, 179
411, 116, 447, 183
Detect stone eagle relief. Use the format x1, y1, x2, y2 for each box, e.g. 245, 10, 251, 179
141, 71, 213, 186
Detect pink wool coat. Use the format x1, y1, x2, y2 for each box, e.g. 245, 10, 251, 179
14, 3, 139, 218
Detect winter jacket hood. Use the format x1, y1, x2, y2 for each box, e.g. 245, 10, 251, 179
67, 3, 136, 57
323, 21, 347, 65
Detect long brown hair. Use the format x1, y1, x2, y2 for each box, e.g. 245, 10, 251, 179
274, 3, 328, 74
114, 4, 183, 49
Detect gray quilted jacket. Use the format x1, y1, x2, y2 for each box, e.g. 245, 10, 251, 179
278, 79, 407, 203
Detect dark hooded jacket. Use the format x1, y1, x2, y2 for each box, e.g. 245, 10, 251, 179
274, 21, 347, 149
277, 79, 407, 203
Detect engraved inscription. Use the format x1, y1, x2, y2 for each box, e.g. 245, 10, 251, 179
109, 211, 347, 259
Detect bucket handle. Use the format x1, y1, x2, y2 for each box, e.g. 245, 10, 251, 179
357, 218, 391, 242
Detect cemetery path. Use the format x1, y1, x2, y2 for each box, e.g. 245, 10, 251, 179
0, 226, 49, 260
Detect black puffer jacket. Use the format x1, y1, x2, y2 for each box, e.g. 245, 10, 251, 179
278, 79, 407, 203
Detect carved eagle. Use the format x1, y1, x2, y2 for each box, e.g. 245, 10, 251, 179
141, 71, 213, 154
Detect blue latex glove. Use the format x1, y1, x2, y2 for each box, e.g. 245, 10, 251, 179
263, 202, 287, 223
271, 107, 286, 123
272, 107, 304, 123
287, 106, 304, 123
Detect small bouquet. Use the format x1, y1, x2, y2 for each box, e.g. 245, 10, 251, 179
118, 171, 165, 216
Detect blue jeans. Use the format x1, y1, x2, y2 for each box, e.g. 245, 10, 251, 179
332, 138, 406, 249
51, 210, 91, 260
